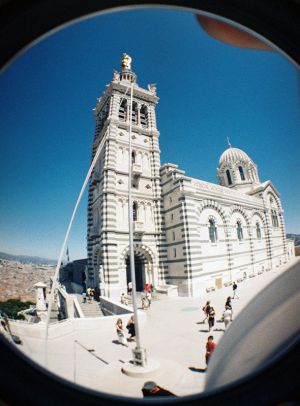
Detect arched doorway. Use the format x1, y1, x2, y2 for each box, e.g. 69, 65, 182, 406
120, 244, 155, 293
126, 254, 145, 292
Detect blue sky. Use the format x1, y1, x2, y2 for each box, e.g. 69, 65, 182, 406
0, 8, 299, 260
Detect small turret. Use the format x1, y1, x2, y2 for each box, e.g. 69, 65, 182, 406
217, 141, 260, 193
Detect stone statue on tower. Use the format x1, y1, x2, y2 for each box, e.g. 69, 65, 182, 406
121, 53, 132, 70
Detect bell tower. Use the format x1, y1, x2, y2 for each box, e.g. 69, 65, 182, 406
87, 54, 167, 298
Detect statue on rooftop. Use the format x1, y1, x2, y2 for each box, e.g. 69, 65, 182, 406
121, 53, 132, 70
148, 83, 157, 95
113, 70, 120, 81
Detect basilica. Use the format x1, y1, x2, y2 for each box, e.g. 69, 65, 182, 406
87, 54, 293, 298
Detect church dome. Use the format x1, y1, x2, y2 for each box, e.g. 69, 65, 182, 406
218, 147, 252, 166
217, 144, 260, 191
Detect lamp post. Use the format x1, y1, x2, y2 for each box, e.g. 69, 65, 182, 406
127, 79, 147, 367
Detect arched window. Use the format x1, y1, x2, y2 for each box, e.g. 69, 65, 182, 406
140, 105, 148, 127
271, 210, 279, 228
237, 221, 243, 241
226, 170, 232, 185
238, 166, 245, 181
132, 202, 138, 221
256, 222, 261, 239
208, 219, 218, 243
119, 99, 127, 121
271, 210, 275, 227
131, 102, 138, 124
132, 150, 136, 164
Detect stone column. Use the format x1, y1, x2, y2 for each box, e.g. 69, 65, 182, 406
34, 281, 47, 321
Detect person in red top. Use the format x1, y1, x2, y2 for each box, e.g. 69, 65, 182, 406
205, 335, 216, 366
144, 283, 153, 293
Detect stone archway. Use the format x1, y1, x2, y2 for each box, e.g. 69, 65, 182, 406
126, 254, 145, 291
120, 244, 155, 292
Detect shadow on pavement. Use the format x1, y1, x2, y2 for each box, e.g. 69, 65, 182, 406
189, 367, 207, 373
112, 340, 122, 345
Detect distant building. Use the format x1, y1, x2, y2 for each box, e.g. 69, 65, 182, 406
87, 54, 293, 298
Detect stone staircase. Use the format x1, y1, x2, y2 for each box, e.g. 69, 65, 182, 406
123, 290, 162, 305
76, 294, 104, 317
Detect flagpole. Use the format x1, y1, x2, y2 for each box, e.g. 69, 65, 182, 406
127, 78, 146, 366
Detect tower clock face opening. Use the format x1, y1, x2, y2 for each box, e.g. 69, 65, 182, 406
0, 4, 299, 403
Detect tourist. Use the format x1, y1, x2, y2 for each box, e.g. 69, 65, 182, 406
142, 381, 176, 397
127, 281, 133, 295
225, 297, 233, 321
202, 300, 211, 323
87, 287, 91, 302
205, 335, 216, 366
120, 293, 128, 305
126, 315, 136, 341
223, 306, 232, 329
232, 281, 239, 299
82, 291, 87, 303
144, 283, 153, 293
225, 296, 232, 309
142, 294, 150, 310
116, 318, 128, 346
90, 288, 95, 301
145, 289, 152, 307
208, 306, 215, 332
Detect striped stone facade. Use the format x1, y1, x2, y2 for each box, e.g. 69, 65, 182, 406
87, 59, 167, 299
160, 163, 292, 296
87, 56, 293, 298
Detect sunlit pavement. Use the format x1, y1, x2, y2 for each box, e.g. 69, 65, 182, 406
14, 257, 299, 398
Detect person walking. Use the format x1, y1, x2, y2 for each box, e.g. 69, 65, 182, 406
90, 288, 95, 301
232, 281, 239, 299
225, 297, 233, 321
82, 291, 87, 303
223, 306, 232, 329
201, 301, 211, 323
87, 287, 92, 303
126, 315, 136, 341
208, 306, 215, 332
205, 335, 216, 367
145, 289, 152, 308
142, 381, 176, 397
120, 293, 128, 305
116, 318, 128, 346
225, 296, 232, 308
142, 294, 150, 310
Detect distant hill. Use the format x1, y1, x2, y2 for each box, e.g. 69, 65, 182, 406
286, 234, 300, 246
0, 251, 57, 266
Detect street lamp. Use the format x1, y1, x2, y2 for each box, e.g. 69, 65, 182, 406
127, 79, 147, 367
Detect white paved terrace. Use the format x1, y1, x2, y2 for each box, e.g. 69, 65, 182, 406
11, 257, 299, 398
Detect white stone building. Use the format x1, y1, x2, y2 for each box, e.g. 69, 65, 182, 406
87, 54, 293, 298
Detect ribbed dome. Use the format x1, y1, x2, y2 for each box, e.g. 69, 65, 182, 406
218, 147, 252, 166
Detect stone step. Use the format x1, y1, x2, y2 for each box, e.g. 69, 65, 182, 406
123, 292, 161, 305
76, 295, 104, 317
